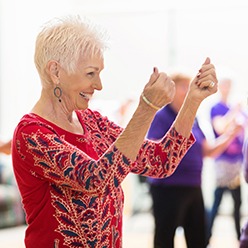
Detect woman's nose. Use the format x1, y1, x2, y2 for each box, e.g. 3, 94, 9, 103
94, 78, 103, 91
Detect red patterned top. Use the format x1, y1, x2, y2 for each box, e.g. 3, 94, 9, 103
12, 109, 195, 248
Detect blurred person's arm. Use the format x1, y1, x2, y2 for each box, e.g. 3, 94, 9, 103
202, 122, 243, 158
212, 103, 244, 135
0, 140, 11, 155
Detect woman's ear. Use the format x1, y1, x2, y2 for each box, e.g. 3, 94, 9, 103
46, 60, 59, 84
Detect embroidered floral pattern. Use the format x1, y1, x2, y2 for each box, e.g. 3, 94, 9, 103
12, 109, 195, 247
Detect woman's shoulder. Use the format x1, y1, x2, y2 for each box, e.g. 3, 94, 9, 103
16, 113, 45, 127
14, 113, 58, 136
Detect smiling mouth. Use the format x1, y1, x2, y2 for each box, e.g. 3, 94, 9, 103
79, 92, 92, 100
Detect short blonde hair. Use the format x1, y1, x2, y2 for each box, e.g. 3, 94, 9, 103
34, 15, 107, 81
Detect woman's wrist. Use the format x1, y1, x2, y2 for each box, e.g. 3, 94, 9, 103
141, 93, 161, 111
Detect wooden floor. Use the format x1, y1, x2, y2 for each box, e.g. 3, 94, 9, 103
0, 213, 244, 248
123, 212, 242, 248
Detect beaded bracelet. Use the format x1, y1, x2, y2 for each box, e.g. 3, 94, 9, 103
141, 93, 160, 111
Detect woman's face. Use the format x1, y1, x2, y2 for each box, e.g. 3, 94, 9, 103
58, 55, 104, 110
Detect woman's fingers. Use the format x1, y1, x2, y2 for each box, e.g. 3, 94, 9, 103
203, 57, 210, 65
147, 67, 160, 86
142, 68, 175, 109
196, 58, 217, 89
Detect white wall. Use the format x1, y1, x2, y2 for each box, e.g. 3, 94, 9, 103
0, 0, 170, 138
1, 0, 248, 138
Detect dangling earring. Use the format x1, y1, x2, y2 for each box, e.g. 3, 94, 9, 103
54, 86, 62, 102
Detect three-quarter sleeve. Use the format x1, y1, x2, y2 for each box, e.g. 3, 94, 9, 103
131, 126, 195, 178
12, 122, 134, 196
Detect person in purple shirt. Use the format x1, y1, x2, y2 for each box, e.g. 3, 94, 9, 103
147, 72, 243, 248
207, 78, 247, 245
240, 140, 248, 247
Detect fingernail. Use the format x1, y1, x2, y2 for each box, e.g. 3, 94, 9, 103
153, 67, 156, 73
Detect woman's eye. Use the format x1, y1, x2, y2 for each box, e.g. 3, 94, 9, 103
87, 72, 95, 77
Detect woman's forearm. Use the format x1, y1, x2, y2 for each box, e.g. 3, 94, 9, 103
115, 101, 157, 160
173, 94, 200, 138
173, 57, 218, 138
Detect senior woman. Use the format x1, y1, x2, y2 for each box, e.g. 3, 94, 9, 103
11, 16, 217, 248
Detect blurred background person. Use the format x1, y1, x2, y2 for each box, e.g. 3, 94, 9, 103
240, 138, 248, 247
206, 78, 247, 245
0, 139, 11, 155
146, 72, 243, 248
0, 138, 25, 228
0, 139, 12, 182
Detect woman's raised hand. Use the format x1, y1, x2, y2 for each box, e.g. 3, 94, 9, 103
141, 67, 175, 111
188, 57, 218, 104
